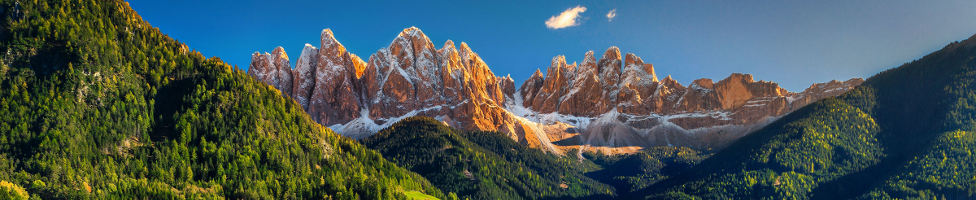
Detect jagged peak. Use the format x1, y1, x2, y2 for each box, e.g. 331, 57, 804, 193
320, 28, 347, 54
320, 29, 341, 45
321, 28, 335, 38
441, 40, 457, 52
248, 50, 275, 76
573, 51, 599, 80
658, 75, 684, 90
398, 26, 425, 38
547, 55, 577, 74
458, 41, 479, 61
601, 46, 622, 61
663, 75, 675, 82
303, 43, 317, 50
300, 43, 319, 56
458, 42, 474, 54
551, 55, 568, 67
249, 51, 270, 66
295, 44, 319, 71
272, 46, 288, 60
386, 26, 435, 59
624, 53, 643, 67
583, 50, 596, 64
691, 78, 714, 88
720, 73, 756, 83
394, 26, 433, 48
533, 68, 544, 78
620, 62, 658, 83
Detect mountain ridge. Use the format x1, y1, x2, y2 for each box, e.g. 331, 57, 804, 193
0, 1, 443, 198
249, 27, 862, 154
362, 116, 615, 199
635, 32, 976, 199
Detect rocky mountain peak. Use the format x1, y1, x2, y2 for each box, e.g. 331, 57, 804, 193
598, 47, 623, 87
624, 53, 643, 67
458, 41, 474, 55
250, 29, 864, 155
398, 26, 425, 39
441, 40, 457, 53
391, 26, 436, 59
320, 29, 346, 57
247, 51, 271, 78
500, 74, 516, 97
291, 44, 319, 109
721, 73, 755, 83
662, 75, 676, 83
579, 51, 598, 74
248, 47, 293, 96
517, 47, 863, 153
550, 55, 568, 70
271, 46, 293, 95
272, 46, 288, 60
620, 53, 657, 86
249, 27, 522, 140
602, 46, 622, 61
691, 78, 715, 89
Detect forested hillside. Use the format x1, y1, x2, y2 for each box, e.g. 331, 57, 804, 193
639, 34, 976, 199
0, 0, 442, 199
363, 117, 615, 199
582, 147, 709, 195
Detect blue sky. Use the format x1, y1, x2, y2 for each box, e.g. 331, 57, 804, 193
127, 0, 976, 91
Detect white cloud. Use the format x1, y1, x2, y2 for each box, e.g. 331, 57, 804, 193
606, 9, 616, 22
545, 5, 587, 29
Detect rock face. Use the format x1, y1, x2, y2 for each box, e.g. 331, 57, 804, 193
248, 27, 532, 143
248, 47, 292, 95
249, 27, 863, 154
514, 46, 863, 153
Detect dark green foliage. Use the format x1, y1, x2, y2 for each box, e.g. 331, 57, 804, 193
0, 0, 441, 199
583, 146, 708, 194
640, 35, 976, 199
363, 117, 614, 200
862, 130, 976, 199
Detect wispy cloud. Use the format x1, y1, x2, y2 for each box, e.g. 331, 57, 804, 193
606, 9, 616, 22
545, 5, 587, 29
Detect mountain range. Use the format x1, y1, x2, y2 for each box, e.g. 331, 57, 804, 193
3, 0, 976, 199
248, 27, 863, 154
